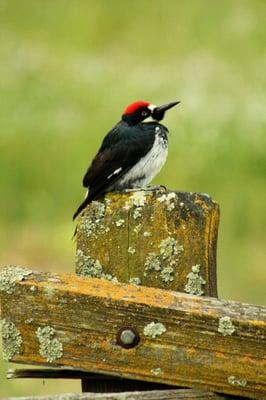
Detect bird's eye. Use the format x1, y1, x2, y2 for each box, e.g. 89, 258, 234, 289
141, 110, 148, 117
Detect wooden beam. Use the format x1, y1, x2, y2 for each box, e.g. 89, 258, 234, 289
75, 190, 219, 297
0, 270, 265, 399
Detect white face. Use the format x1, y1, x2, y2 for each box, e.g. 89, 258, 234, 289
144, 104, 157, 122
148, 104, 156, 112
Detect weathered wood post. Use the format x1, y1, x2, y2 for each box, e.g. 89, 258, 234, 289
75, 189, 219, 391
75, 190, 219, 295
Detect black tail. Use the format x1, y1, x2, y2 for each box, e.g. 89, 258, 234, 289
73, 196, 91, 220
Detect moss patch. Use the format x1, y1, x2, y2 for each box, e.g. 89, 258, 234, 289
1, 319, 22, 361
36, 326, 63, 363
0, 266, 32, 294
218, 316, 236, 336
143, 322, 167, 338
185, 264, 206, 295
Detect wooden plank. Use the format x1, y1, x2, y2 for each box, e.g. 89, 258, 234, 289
0, 269, 266, 399
0, 270, 265, 399
75, 190, 219, 297
4, 388, 237, 400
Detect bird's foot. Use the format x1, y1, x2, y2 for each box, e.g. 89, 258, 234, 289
123, 185, 167, 194
145, 185, 167, 192
123, 187, 144, 193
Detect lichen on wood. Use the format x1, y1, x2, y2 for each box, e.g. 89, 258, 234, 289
36, 326, 63, 363
129, 277, 141, 285
76, 249, 103, 278
144, 253, 161, 272
78, 200, 106, 237
0, 266, 32, 294
228, 376, 247, 387
76, 249, 117, 282
143, 322, 167, 338
1, 319, 22, 361
218, 316, 236, 336
76, 190, 220, 296
159, 237, 183, 259
157, 191, 177, 212
185, 264, 206, 295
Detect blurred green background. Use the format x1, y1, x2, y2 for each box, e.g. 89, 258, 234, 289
0, 0, 265, 397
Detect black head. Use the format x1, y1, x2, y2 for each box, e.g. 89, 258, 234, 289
122, 100, 180, 125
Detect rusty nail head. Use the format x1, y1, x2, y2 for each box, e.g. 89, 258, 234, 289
116, 327, 140, 349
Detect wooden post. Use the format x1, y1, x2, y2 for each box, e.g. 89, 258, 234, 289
75, 190, 219, 297
0, 269, 265, 399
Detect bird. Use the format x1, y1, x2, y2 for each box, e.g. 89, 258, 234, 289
73, 99, 180, 220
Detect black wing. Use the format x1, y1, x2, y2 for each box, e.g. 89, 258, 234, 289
83, 121, 159, 195
73, 121, 165, 219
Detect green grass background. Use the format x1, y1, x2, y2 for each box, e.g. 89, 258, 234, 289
0, 0, 265, 396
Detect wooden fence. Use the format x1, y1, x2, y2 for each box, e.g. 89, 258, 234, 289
0, 190, 265, 399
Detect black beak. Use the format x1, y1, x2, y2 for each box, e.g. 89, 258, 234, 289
152, 101, 180, 121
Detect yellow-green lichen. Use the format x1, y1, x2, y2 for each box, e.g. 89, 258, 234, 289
76, 249, 117, 282
1, 319, 22, 361
44, 286, 55, 299
115, 219, 125, 227
145, 253, 161, 272
123, 191, 147, 210
36, 326, 63, 363
144, 237, 183, 283
128, 246, 136, 255
143, 322, 167, 338
76, 249, 103, 278
134, 223, 142, 234
151, 367, 163, 375
133, 208, 142, 219
185, 264, 206, 296
159, 237, 183, 259
218, 316, 236, 336
160, 265, 174, 283
129, 277, 141, 285
143, 231, 152, 237
228, 376, 247, 387
0, 266, 32, 294
157, 192, 176, 212
78, 201, 105, 237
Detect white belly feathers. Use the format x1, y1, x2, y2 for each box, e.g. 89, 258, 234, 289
118, 132, 168, 188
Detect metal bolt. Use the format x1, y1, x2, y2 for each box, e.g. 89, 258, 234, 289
116, 326, 140, 349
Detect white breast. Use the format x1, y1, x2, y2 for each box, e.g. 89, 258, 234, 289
118, 132, 168, 188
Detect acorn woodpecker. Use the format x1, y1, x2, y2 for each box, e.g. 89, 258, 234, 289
73, 100, 180, 219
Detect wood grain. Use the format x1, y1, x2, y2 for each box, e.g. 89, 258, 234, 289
1, 271, 265, 399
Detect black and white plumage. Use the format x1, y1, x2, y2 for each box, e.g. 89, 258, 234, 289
73, 100, 179, 219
